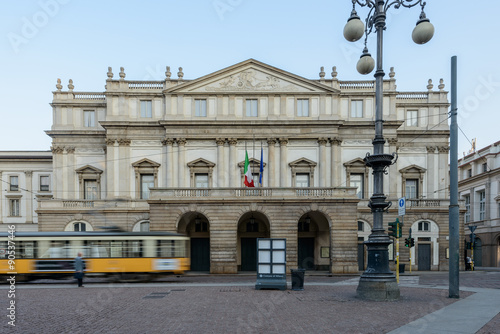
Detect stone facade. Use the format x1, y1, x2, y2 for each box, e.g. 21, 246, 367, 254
458, 141, 500, 267
0, 151, 53, 232
36, 59, 460, 273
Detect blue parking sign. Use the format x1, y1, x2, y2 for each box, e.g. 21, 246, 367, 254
398, 197, 406, 216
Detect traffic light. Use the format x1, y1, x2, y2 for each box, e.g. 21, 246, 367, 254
388, 221, 397, 238
397, 219, 402, 238
404, 238, 409, 247
409, 238, 415, 248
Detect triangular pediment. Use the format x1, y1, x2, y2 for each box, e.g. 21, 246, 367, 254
75, 165, 103, 174
399, 164, 426, 174
132, 158, 160, 168
289, 158, 317, 167
344, 158, 366, 167
187, 158, 215, 168
237, 157, 266, 168
166, 59, 339, 94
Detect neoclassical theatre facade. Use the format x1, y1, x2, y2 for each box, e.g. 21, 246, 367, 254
37, 59, 463, 273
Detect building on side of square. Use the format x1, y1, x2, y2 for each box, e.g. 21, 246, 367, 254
0, 151, 53, 232
37, 59, 460, 273
459, 141, 500, 268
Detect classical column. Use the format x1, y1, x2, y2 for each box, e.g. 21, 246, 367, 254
279, 138, 288, 187
426, 146, 436, 199
387, 138, 398, 198
117, 139, 131, 199
65, 147, 76, 200
438, 146, 450, 198
24, 171, 33, 223
105, 138, 116, 199
50, 146, 64, 199
228, 138, 238, 187
267, 138, 277, 187
163, 138, 174, 187
318, 138, 328, 187
177, 138, 187, 187
330, 137, 342, 187
62, 147, 69, 200
216, 138, 226, 187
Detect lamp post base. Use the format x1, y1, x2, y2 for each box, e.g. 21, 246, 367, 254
356, 277, 400, 301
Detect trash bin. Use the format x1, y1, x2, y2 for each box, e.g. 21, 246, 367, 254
399, 264, 405, 274
291, 268, 305, 291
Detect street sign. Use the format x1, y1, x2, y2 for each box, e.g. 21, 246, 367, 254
398, 197, 406, 216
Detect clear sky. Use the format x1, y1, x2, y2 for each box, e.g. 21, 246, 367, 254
1, 0, 498, 155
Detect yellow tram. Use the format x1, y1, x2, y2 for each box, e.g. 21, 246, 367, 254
0, 231, 190, 281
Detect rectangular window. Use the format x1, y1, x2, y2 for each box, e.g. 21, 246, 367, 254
141, 174, 154, 199
350, 173, 364, 199
350, 100, 363, 118
467, 169, 472, 178
406, 110, 418, 127
195, 99, 207, 117
482, 163, 488, 173
83, 110, 95, 127
10, 176, 19, 191
10, 199, 20, 216
246, 99, 258, 117
195, 174, 209, 188
40, 175, 50, 192
84, 180, 97, 200
295, 173, 310, 188
405, 179, 418, 199
479, 190, 486, 220
297, 99, 309, 117
140, 100, 152, 118
465, 195, 471, 223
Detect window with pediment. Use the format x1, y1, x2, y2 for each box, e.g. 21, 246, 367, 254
187, 158, 215, 188
132, 159, 160, 199
289, 158, 317, 187
344, 158, 369, 199
75, 165, 103, 200
399, 165, 426, 199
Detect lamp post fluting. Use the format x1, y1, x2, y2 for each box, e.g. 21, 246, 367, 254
343, 0, 434, 301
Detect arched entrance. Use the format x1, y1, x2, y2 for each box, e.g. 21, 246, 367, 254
473, 237, 482, 267
411, 220, 439, 270
297, 212, 330, 271
178, 213, 210, 272
237, 212, 269, 271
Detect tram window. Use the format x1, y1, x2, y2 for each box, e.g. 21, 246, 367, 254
157, 240, 186, 258
0, 241, 7, 258
40, 241, 68, 258
18, 241, 37, 258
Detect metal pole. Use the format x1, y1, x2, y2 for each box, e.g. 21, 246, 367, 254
356, 0, 399, 301
449, 55, 459, 298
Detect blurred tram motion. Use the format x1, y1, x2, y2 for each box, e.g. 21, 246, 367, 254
0, 231, 190, 282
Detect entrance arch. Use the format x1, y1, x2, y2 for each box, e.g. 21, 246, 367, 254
178, 212, 210, 272
297, 212, 330, 271
237, 211, 269, 271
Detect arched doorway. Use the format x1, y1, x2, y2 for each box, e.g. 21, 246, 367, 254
178, 213, 210, 272
297, 212, 330, 271
238, 212, 269, 271
411, 220, 439, 270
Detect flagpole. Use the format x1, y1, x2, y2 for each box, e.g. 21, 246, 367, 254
252, 134, 255, 186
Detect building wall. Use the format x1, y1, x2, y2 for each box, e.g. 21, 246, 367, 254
36, 59, 456, 272
458, 141, 500, 267
0, 152, 53, 232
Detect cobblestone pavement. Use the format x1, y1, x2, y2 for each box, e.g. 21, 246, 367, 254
1, 271, 498, 334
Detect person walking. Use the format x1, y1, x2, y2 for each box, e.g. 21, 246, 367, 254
74, 252, 84, 287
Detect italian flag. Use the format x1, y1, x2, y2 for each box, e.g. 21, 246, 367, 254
244, 150, 255, 187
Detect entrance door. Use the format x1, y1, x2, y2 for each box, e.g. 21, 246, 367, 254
357, 243, 365, 271
474, 238, 482, 267
190, 238, 210, 271
298, 238, 315, 270
418, 244, 431, 271
241, 238, 257, 271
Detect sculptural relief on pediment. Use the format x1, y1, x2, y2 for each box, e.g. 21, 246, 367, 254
205, 69, 299, 92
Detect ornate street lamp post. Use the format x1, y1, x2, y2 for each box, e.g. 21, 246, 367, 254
343, 0, 434, 301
